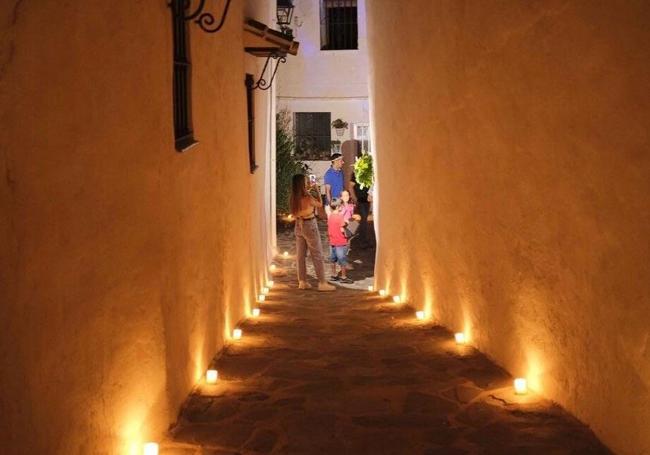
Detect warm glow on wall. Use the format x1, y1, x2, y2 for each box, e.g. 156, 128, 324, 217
233, 329, 242, 340
258, 294, 266, 302
454, 332, 466, 345
514, 378, 528, 395
523, 348, 544, 392
423, 286, 435, 322
252, 308, 261, 317
143, 442, 159, 455
206, 370, 218, 384
415, 310, 425, 320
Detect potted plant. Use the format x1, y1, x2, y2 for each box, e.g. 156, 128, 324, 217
353, 151, 374, 190
331, 118, 348, 137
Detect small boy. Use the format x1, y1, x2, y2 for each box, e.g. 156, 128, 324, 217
327, 198, 353, 284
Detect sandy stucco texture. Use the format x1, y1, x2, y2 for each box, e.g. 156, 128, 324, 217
0, 1, 274, 453
367, 1, 650, 454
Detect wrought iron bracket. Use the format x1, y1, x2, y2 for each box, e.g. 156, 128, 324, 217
170, 0, 232, 34
246, 53, 287, 91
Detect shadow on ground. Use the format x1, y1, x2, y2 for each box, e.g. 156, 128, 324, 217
165, 221, 611, 454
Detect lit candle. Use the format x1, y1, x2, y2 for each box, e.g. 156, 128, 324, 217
267, 280, 274, 287
262, 287, 270, 295
269, 264, 277, 272
379, 289, 387, 297
287, 214, 293, 220
143, 442, 159, 455
392, 295, 401, 304
283, 251, 289, 257
258, 294, 266, 302
252, 308, 261, 317
206, 369, 218, 384
233, 329, 242, 340
415, 310, 425, 320
514, 378, 528, 395
368, 285, 374, 292
454, 332, 466, 345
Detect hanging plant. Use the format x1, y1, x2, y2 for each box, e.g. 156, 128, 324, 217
353, 152, 374, 189
331, 118, 348, 129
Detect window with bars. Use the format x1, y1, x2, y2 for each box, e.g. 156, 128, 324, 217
245, 74, 257, 173
353, 123, 371, 153
295, 112, 332, 160
171, 0, 196, 151
320, 0, 358, 51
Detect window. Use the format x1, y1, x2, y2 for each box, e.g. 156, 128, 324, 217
295, 112, 332, 160
353, 123, 371, 153
171, 0, 196, 151
245, 74, 257, 173
320, 0, 358, 50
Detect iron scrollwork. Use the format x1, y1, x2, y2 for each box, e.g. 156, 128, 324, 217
247, 53, 287, 91
171, 0, 232, 34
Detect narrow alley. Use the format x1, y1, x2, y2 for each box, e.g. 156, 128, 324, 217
165, 231, 610, 454
2, 2, 648, 454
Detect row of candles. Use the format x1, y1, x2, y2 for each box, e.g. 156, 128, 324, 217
368, 285, 530, 396
140, 273, 278, 454
141, 259, 530, 453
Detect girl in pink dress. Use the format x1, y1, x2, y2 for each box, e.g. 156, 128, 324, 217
340, 190, 358, 223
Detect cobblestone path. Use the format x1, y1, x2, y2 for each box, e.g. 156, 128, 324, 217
166, 225, 611, 454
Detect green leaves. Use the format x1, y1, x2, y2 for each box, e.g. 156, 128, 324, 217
276, 110, 310, 213
354, 152, 374, 190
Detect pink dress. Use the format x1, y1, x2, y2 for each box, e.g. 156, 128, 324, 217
341, 203, 355, 222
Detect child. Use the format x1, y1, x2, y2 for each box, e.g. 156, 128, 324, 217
327, 198, 353, 284
340, 190, 355, 222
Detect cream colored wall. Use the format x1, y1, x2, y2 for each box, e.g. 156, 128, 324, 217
277, 0, 370, 150
367, 1, 650, 454
245, 1, 278, 278
0, 1, 274, 453
278, 97, 369, 144
278, 0, 369, 99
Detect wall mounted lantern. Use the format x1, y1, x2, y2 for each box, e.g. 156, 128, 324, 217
276, 0, 295, 36
170, 0, 233, 34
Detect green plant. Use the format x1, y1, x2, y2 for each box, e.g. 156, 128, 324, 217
353, 152, 374, 189
276, 109, 310, 214
331, 118, 348, 129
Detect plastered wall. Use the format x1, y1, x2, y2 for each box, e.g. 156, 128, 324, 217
278, 0, 369, 99
367, 1, 650, 454
0, 1, 274, 453
277, 98, 369, 143
277, 0, 370, 159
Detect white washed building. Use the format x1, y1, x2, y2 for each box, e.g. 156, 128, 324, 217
277, 0, 370, 180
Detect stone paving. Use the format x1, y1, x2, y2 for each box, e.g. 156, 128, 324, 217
165, 224, 611, 454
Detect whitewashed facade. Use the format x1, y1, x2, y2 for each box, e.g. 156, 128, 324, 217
277, 0, 370, 182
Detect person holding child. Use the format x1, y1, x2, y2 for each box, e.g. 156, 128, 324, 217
327, 198, 354, 284
289, 174, 336, 292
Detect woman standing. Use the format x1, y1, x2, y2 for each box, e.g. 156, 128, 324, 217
289, 174, 336, 291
